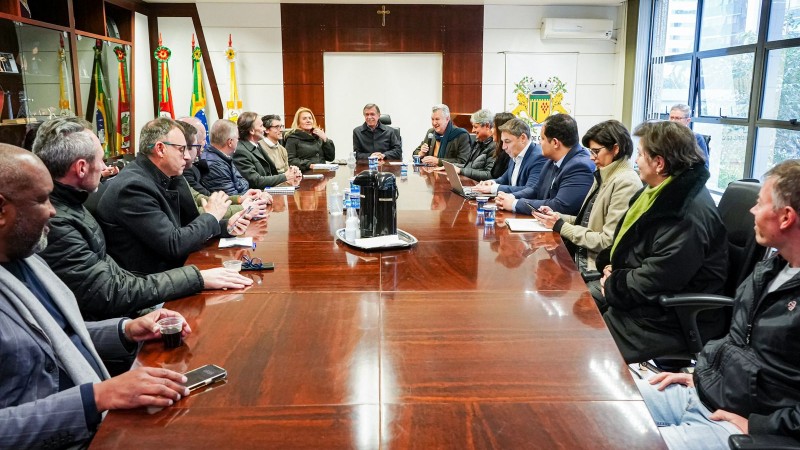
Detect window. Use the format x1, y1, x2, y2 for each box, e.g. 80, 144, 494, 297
643, 0, 800, 192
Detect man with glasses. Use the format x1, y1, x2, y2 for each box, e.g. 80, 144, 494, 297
453, 109, 497, 181
33, 117, 252, 320
669, 103, 709, 168
259, 114, 296, 175
178, 116, 212, 195
233, 112, 301, 189
353, 103, 402, 161
95, 117, 252, 275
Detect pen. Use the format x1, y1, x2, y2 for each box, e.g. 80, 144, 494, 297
227, 205, 253, 233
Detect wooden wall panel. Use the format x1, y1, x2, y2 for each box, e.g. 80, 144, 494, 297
281, 4, 482, 128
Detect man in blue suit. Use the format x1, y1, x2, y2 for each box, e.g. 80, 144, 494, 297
0, 144, 191, 448
669, 103, 709, 168
472, 118, 547, 198
496, 114, 594, 215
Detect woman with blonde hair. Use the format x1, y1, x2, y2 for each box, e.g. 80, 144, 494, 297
285, 107, 335, 172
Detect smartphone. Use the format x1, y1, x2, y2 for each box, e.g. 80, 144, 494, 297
184, 364, 227, 392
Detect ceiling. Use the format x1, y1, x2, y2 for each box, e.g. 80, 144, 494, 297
144, 0, 624, 5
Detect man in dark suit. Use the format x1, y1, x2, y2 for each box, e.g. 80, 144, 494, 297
233, 112, 301, 189
0, 144, 190, 448
353, 103, 402, 161
472, 118, 547, 198
496, 114, 594, 216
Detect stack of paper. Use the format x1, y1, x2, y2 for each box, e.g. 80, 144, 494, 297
218, 237, 254, 248
264, 186, 297, 195
505, 219, 551, 232
310, 163, 339, 171
354, 234, 404, 248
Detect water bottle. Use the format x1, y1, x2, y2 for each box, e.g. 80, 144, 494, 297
328, 181, 343, 216
347, 151, 356, 170
400, 163, 408, 179
350, 184, 361, 210
345, 206, 361, 241
344, 190, 351, 210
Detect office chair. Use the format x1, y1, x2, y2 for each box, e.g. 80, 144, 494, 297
701, 134, 711, 152
379, 114, 401, 140
656, 180, 767, 362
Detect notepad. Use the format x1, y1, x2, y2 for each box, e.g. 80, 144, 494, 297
505, 219, 551, 232
302, 173, 324, 179
388, 162, 405, 166
354, 234, 404, 248
310, 163, 339, 171
218, 237, 254, 248
264, 186, 297, 195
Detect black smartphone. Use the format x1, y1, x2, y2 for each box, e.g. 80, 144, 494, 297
184, 364, 227, 392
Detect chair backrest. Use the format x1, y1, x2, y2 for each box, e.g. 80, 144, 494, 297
379, 114, 392, 125
701, 134, 711, 149
718, 179, 768, 296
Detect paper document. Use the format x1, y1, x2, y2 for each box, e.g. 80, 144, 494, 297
310, 163, 339, 171
264, 186, 297, 195
219, 237, 254, 248
303, 174, 324, 179
354, 234, 404, 248
388, 162, 405, 166
505, 219, 551, 232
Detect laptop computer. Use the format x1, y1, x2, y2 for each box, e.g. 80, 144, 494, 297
442, 161, 497, 199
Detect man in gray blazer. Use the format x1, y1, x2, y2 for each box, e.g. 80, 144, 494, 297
0, 144, 191, 448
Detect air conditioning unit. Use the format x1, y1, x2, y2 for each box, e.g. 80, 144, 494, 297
541, 18, 614, 40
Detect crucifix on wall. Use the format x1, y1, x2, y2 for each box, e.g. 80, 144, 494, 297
377, 5, 390, 27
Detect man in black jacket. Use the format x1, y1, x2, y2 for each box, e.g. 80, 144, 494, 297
33, 118, 252, 320
637, 159, 800, 448
95, 117, 252, 275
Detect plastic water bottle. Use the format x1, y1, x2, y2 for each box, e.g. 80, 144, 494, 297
350, 184, 361, 210
400, 163, 408, 179
344, 190, 351, 210
345, 206, 361, 241
328, 181, 343, 216
347, 151, 356, 170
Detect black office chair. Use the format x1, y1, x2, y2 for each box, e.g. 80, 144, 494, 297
701, 134, 711, 151
379, 114, 401, 141
657, 180, 767, 360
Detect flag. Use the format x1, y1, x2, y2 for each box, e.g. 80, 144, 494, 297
57, 35, 72, 115
114, 46, 131, 155
88, 39, 115, 158
225, 34, 242, 122
190, 35, 209, 145
154, 34, 174, 119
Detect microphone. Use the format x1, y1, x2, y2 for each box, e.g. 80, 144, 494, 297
427, 132, 435, 155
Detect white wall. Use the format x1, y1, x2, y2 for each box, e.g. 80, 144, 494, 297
134, 12, 154, 149
482, 4, 624, 137
145, 3, 625, 146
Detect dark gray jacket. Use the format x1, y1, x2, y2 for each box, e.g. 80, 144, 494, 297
233, 139, 287, 189
460, 136, 496, 181
696, 255, 800, 438
285, 130, 335, 172
201, 146, 249, 195
40, 181, 203, 320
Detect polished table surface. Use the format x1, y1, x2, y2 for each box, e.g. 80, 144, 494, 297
91, 163, 665, 449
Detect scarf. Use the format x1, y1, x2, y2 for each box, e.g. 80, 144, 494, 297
0, 256, 108, 386
435, 121, 468, 159
610, 175, 674, 258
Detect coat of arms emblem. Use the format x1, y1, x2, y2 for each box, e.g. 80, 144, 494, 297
510, 76, 571, 128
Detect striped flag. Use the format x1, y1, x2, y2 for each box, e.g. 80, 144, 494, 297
114, 46, 131, 155
57, 35, 72, 115
225, 34, 242, 122
190, 35, 209, 145
88, 39, 115, 157
154, 34, 174, 119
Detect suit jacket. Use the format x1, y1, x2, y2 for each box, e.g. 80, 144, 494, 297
494, 142, 547, 198
352, 122, 402, 160
96, 154, 223, 274
233, 139, 287, 189
0, 256, 130, 449
515, 144, 595, 215
413, 125, 471, 166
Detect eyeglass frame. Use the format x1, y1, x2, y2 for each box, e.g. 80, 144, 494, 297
147, 141, 189, 154
587, 146, 607, 158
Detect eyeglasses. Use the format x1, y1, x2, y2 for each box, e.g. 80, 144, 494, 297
148, 142, 188, 154
588, 146, 606, 157
241, 255, 263, 270
189, 144, 203, 151
268, 125, 284, 130
669, 115, 689, 121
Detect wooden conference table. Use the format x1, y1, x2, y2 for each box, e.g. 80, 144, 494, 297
92, 163, 666, 449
